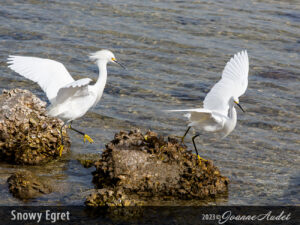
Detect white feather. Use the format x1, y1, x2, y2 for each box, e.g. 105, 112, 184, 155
53, 78, 92, 105
166, 108, 224, 132
203, 50, 249, 115
7, 49, 119, 122
166, 50, 249, 138
7, 56, 74, 102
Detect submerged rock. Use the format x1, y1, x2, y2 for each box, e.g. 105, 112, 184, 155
77, 153, 99, 168
7, 170, 52, 200
0, 89, 70, 165
86, 129, 228, 206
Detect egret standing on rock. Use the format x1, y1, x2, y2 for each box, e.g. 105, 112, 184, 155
7, 49, 125, 156
167, 50, 249, 163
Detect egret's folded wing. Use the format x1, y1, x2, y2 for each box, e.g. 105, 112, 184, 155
165, 108, 224, 131
221, 50, 249, 97
203, 50, 249, 115
54, 78, 92, 105
189, 111, 224, 131
7, 56, 74, 102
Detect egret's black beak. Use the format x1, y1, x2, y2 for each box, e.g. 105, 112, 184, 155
234, 101, 245, 113
113, 59, 126, 70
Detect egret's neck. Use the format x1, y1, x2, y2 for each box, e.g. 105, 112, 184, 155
94, 60, 108, 104
228, 104, 237, 121
221, 102, 237, 139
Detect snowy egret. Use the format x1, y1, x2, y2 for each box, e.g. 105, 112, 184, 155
7, 49, 125, 156
167, 50, 249, 162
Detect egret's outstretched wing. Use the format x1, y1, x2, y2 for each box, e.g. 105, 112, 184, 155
7, 56, 74, 102
203, 50, 249, 115
54, 78, 92, 105
222, 50, 249, 97
203, 78, 236, 115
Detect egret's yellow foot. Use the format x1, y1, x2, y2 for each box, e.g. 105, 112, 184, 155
58, 145, 64, 157
193, 154, 207, 165
197, 155, 207, 161
84, 134, 94, 144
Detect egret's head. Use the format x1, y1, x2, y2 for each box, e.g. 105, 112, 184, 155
233, 97, 239, 105
89, 50, 126, 69
233, 97, 245, 113
89, 50, 115, 62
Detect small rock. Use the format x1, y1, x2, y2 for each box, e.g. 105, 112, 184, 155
7, 171, 52, 200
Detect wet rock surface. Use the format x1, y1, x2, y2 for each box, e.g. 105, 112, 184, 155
7, 170, 52, 200
0, 89, 70, 165
86, 129, 229, 206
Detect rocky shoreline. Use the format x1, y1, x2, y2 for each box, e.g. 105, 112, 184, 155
1, 89, 228, 205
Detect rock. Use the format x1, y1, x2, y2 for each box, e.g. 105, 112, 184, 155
85, 188, 142, 207
0, 89, 70, 165
85, 188, 144, 218
7, 171, 52, 200
86, 129, 229, 206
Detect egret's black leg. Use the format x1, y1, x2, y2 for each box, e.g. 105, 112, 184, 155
191, 133, 207, 164
69, 125, 85, 136
58, 122, 66, 157
181, 126, 191, 144
60, 123, 64, 145
192, 134, 200, 157
68, 121, 94, 144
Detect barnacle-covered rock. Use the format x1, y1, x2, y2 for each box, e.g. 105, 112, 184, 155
87, 129, 229, 206
85, 188, 142, 207
0, 89, 70, 165
7, 170, 52, 200
85, 188, 144, 218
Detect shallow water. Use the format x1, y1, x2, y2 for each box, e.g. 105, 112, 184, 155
0, 0, 299, 206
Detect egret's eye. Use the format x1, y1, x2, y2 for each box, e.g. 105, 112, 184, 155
111, 57, 116, 61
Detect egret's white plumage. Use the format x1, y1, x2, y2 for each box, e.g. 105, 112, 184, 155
167, 50, 249, 160
7, 49, 124, 155
203, 50, 248, 116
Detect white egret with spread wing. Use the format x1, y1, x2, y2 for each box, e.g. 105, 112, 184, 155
167, 50, 249, 162
7, 49, 125, 156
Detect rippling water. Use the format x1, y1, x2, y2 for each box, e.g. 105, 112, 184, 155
0, 0, 299, 205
